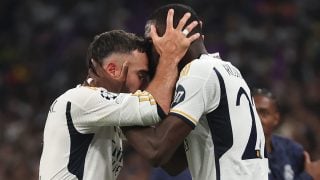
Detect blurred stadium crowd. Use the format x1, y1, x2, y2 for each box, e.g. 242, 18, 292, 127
0, 0, 319, 179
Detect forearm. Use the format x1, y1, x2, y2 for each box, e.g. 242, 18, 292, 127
121, 125, 180, 166
146, 59, 178, 113
121, 126, 159, 163
121, 116, 191, 166
161, 144, 188, 176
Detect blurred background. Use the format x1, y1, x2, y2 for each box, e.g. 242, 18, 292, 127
0, 0, 319, 179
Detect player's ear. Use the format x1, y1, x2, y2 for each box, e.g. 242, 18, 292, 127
105, 62, 117, 77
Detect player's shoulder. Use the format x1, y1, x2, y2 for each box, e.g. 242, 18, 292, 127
64, 85, 101, 96
190, 53, 230, 71
60, 85, 112, 103
180, 54, 219, 79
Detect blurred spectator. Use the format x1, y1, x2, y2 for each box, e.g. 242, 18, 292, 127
0, 0, 319, 179
252, 88, 320, 180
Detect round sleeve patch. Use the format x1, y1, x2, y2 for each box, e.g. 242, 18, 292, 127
171, 85, 186, 107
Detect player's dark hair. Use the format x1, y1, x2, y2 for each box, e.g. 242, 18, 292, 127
252, 88, 279, 112
146, 4, 202, 37
145, 4, 203, 76
87, 30, 147, 70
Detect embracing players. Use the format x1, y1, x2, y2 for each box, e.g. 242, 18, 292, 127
122, 4, 268, 180
39, 11, 199, 180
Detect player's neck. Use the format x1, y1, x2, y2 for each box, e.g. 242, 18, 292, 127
178, 41, 207, 71
266, 135, 272, 153
188, 40, 208, 60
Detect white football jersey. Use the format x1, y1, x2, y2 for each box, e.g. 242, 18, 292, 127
169, 54, 268, 180
39, 86, 161, 180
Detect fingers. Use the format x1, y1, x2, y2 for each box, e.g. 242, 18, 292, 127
176, 12, 191, 31
304, 151, 311, 164
182, 20, 199, 36
166, 9, 174, 30
164, 9, 200, 39
117, 61, 128, 82
188, 33, 200, 43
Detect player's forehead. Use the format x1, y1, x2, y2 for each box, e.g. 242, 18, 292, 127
127, 50, 149, 69
254, 95, 274, 108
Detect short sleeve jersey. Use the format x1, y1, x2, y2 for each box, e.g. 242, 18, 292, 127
169, 54, 269, 180
39, 86, 161, 180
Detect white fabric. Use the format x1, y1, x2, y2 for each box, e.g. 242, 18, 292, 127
170, 54, 268, 180
39, 86, 160, 180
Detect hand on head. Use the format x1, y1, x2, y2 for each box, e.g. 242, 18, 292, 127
149, 9, 200, 64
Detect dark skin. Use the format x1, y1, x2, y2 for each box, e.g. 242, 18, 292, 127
253, 94, 320, 180
88, 9, 202, 175
121, 116, 192, 166
116, 12, 209, 175
121, 26, 208, 172
88, 57, 190, 175
88, 61, 190, 175
89, 25, 206, 177
253, 95, 280, 153
160, 145, 188, 175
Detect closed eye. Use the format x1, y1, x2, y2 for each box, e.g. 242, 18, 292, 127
138, 71, 150, 82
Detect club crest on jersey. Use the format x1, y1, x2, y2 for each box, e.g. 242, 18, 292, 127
171, 85, 185, 107
100, 90, 117, 100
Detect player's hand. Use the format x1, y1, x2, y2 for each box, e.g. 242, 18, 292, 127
87, 59, 129, 93
150, 9, 200, 64
304, 151, 320, 180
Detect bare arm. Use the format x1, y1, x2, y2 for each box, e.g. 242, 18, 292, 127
144, 9, 199, 112
160, 144, 188, 175
121, 115, 192, 166
87, 9, 199, 113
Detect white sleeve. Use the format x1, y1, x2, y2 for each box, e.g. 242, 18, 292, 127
74, 87, 161, 127
169, 60, 220, 128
